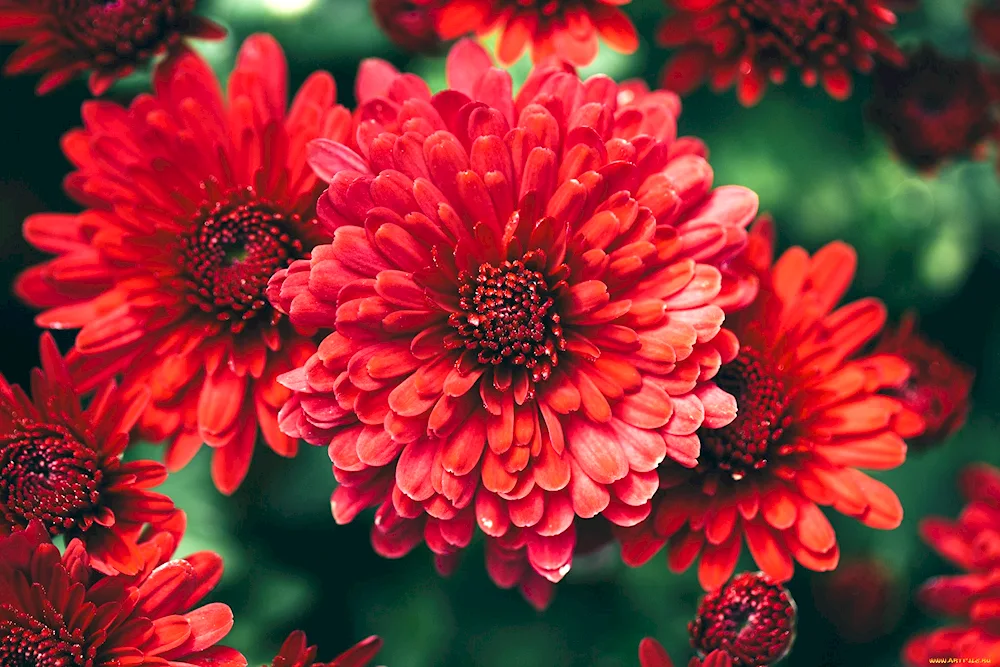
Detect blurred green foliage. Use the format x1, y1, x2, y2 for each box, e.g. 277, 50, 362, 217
3, 0, 1000, 665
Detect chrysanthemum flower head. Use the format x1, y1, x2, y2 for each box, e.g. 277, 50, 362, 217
16, 34, 355, 494
0, 514, 245, 667
0, 333, 177, 575
269, 631, 383, 667
658, 0, 905, 106
434, 0, 638, 66
639, 638, 734, 667
873, 311, 974, 448
689, 572, 796, 666
269, 37, 760, 606
867, 45, 997, 172
618, 219, 923, 590
903, 464, 1000, 665
0, 0, 225, 95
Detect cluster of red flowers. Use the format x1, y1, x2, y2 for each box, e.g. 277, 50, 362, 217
0, 0, 989, 665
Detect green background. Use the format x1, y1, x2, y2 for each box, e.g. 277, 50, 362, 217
2, 0, 1000, 665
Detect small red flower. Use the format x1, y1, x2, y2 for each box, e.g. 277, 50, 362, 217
0, 0, 225, 95
435, 0, 638, 66
0, 333, 177, 575
270, 39, 759, 606
903, 464, 1000, 665
973, 2, 1000, 56
617, 220, 923, 590
371, 0, 445, 53
269, 631, 383, 667
812, 558, 904, 643
658, 0, 905, 106
689, 572, 796, 666
873, 311, 974, 448
639, 638, 734, 667
867, 46, 997, 172
0, 515, 245, 667
16, 35, 355, 494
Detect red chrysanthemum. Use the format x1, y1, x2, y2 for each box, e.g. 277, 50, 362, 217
873, 311, 974, 448
0, 0, 224, 95
867, 45, 997, 172
372, 0, 445, 53
903, 464, 1000, 665
1, 333, 177, 576
434, 0, 638, 66
658, 0, 905, 106
15, 35, 355, 494
617, 219, 924, 590
689, 572, 795, 666
0, 515, 245, 667
269, 631, 382, 667
973, 2, 1000, 57
812, 558, 903, 643
269, 39, 760, 606
639, 638, 734, 667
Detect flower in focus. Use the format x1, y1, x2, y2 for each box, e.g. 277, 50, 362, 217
617, 220, 923, 590
903, 464, 1000, 665
270, 630, 383, 667
873, 311, 974, 448
435, 0, 638, 66
812, 558, 904, 643
372, 0, 445, 53
16, 35, 355, 494
0, 0, 225, 95
0, 515, 245, 667
689, 572, 796, 666
658, 0, 905, 106
639, 638, 734, 667
867, 46, 997, 172
270, 39, 760, 606
0, 333, 177, 575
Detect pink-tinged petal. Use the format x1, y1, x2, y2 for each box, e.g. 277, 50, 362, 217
565, 418, 629, 485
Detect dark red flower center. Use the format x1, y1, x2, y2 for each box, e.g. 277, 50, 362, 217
689, 572, 796, 667
52, 0, 195, 66
0, 420, 102, 535
699, 346, 793, 481
448, 250, 566, 383
179, 188, 305, 334
0, 617, 88, 667
731, 0, 857, 62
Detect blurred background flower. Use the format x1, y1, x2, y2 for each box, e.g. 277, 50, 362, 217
1, 0, 999, 665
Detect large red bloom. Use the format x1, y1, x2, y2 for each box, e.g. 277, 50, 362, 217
0, 515, 244, 667
867, 45, 997, 172
0, 0, 224, 95
270, 631, 382, 667
873, 311, 974, 449
15, 35, 354, 494
639, 639, 734, 667
903, 464, 1000, 665
1, 333, 177, 576
658, 0, 905, 106
435, 0, 638, 66
617, 220, 923, 590
270, 39, 759, 606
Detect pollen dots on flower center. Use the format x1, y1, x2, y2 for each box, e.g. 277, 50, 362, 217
179, 186, 306, 333
699, 346, 794, 481
689, 572, 797, 667
448, 250, 567, 383
0, 622, 86, 667
0, 420, 102, 534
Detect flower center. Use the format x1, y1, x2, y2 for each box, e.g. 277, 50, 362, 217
734, 0, 852, 61
179, 187, 305, 334
0, 420, 102, 535
54, 0, 194, 64
448, 250, 566, 383
689, 572, 796, 667
698, 346, 792, 481
0, 619, 88, 667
